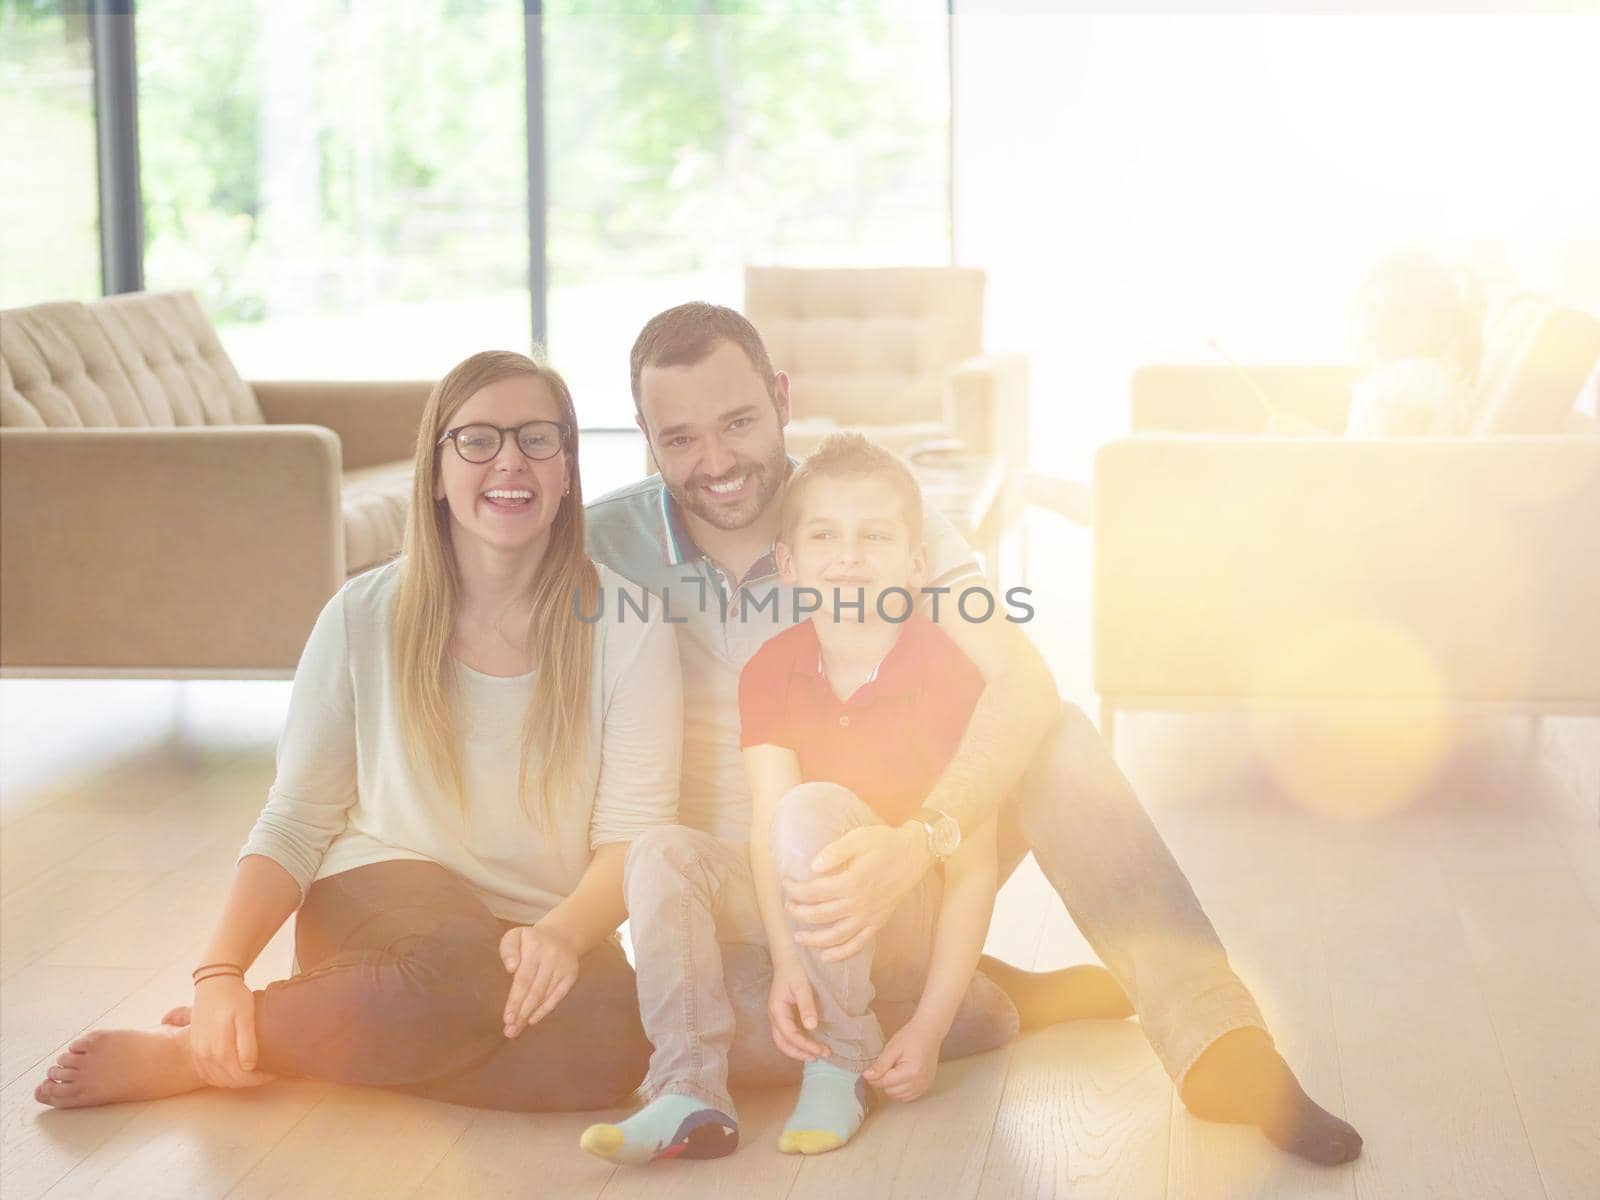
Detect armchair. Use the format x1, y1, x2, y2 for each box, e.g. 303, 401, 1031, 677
742, 266, 1028, 467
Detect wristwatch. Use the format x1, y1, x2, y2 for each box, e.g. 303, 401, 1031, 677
911, 808, 962, 861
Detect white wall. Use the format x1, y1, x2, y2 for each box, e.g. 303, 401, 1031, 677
953, 10, 1600, 475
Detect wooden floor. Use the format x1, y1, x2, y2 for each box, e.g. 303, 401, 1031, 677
3, 711, 1595, 1199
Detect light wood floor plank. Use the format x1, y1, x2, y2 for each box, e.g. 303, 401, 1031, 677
979, 1023, 1169, 1200
225, 1086, 476, 1200
42, 869, 231, 971
1425, 798, 1600, 1200
1, 872, 155, 983
1315, 810, 1548, 1200
42, 1079, 329, 1200
1, 745, 200, 829
410, 1108, 613, 1200
70, 763, 269, 878
0, 806, 141, 900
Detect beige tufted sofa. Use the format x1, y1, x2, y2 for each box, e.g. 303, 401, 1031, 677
741, 266, 1028, 466
1, 291, 428, 675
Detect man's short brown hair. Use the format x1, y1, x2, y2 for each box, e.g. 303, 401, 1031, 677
780, 432, 925, 547
629, 302, 778, 412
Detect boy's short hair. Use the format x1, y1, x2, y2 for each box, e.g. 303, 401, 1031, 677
780, 432, 925, 546
629, 302, 778, 411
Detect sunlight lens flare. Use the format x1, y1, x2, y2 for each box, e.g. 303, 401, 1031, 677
1250, 620, 1456, 822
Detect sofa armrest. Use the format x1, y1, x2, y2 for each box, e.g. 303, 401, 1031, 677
1, 426, 343, 673
947, 352, 1028, 466
253, 380, 431, 471
1091, 435, 1600, 707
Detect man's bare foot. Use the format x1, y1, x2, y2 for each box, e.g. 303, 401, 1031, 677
34, 1025, 206, 1109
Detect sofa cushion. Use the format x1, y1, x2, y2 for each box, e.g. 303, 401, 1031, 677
93, 291, 264, 426
341, 459, 412, 575
0, 302, 148, 427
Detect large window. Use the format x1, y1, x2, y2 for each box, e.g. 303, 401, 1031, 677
136, 0, 530, 380
544, 1, 951, 424
14, 1, 953, 419
0, 1, 100, 307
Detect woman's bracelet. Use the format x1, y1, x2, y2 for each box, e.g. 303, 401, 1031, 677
192, 962, 244, 983
193, 970, 246, 987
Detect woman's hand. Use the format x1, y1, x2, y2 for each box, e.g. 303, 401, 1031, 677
768, 953, 828, 1062
499, 924, 580, 1037
189, 975, 275, 1089
863, 1018, 942, 1102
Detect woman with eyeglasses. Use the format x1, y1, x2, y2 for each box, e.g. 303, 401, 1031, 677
35, 351, 680, 1112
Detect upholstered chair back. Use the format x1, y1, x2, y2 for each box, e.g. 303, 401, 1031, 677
1, 291, 262, 429
744, 266, 986, 427
1468, 296, 1600, 435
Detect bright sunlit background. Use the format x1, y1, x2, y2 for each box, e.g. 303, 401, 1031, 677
3, 4, 1598, 796
956, 10, 1600, 476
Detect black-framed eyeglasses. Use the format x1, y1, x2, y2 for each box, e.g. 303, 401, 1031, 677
438, 420, 568, 464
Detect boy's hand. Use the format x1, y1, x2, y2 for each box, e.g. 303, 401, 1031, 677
785, 823, 933, 962
768, 954, 828, 1062
863, 1019, 941, 1102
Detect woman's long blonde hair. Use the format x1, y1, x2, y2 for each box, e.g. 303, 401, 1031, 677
393, 350, 599, 826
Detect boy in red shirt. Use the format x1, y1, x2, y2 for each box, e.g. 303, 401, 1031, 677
581, 434, 1126, 1165
736, 431, 1007, 1153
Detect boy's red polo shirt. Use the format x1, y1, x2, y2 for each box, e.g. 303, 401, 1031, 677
737, 614, 985, 825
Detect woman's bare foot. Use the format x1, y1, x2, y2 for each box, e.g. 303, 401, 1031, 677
34, 1025, 206, 1109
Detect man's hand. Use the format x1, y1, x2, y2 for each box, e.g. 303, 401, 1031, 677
768, 953, 828, 1062
499, 924, 580, 1037
784, 823, 934, 963
863, 1018, 942, 1102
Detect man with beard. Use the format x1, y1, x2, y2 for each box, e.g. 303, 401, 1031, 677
584, 303, 1361, 1166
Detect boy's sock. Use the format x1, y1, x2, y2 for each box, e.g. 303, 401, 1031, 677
778, 1058, 870, 1156
979, 955, 1135, 1029
579, 1093, 738, 1165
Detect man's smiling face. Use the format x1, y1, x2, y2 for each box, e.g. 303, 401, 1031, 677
636, 339, 792, 532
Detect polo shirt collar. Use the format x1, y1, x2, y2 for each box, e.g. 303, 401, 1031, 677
655, 456, 799, 579
658, 484, 699, 567
793, 614, 933, 700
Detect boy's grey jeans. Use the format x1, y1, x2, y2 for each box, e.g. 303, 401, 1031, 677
625, 702, 1266, 1120
624, 782, 1013, 1120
